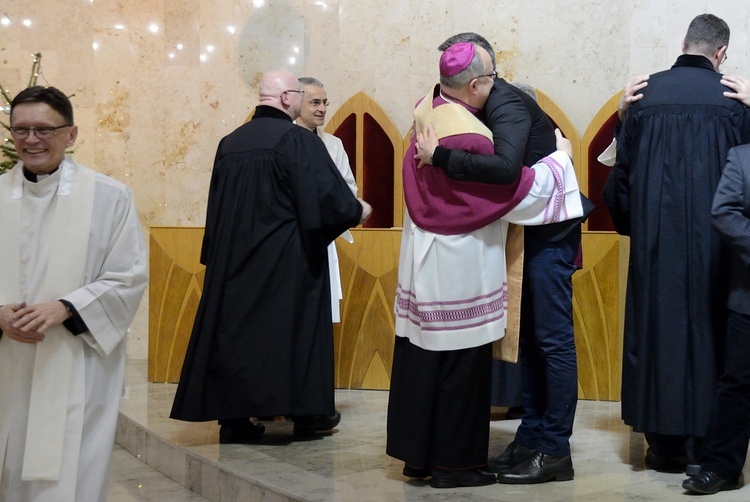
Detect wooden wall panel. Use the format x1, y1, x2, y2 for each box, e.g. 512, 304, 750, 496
332, 229, 401, 390
148, 227, 205, 383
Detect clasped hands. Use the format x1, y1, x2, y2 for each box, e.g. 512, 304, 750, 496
0, 301, 72, 344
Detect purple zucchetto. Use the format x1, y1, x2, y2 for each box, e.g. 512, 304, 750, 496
439, 42, 475, 77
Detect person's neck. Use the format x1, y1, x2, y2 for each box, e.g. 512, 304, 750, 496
439, 86, 476, 110
257, 101, 293, 118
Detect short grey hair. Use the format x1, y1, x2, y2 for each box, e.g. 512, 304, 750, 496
510, 82, 537, 101
298, 77, 324, 88
439, 44, 487, 90
438, 32, 496, 68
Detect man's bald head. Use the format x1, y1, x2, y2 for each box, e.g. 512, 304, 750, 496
258, 70, 304, 119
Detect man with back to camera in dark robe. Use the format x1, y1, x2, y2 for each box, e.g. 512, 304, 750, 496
414, 32, 593, 483
603, 13, 750, 474
170, 69, 372, 441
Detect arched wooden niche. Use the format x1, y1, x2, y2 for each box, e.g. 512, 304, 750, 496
537, 89, 625, 401
325, 92, 404, 228
581, 92, 620, 232
535, 89, 582, 188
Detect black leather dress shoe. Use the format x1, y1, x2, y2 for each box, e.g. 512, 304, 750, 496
429, 468, 496, 489
505, 406, 524, 420
682, 471, 743, 494
219, 421, 265, 444
496, 452, 574, 484
644, 448, 687, 473
293, 411, 341, 437
402, 464, 430, 478
486, 442, 537, 473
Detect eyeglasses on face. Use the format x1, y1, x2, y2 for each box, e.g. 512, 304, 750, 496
284, 89, 305, 96
721, 53, 728, 64
9, 124, 72, 139
477, 70, 498, 79
306, 99, 330, 107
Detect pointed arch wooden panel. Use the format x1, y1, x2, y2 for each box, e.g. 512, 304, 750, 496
536, 89, 627, 400
325, 91, 404, 228
573, 91, 628, 401
148, 227, 206, 383
332, 229, 401, 390
581, 91, 621, 232
535, 89, 582, 187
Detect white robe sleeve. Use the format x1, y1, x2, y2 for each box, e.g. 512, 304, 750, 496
62, 177, 148, 357
503, 150, 584, 225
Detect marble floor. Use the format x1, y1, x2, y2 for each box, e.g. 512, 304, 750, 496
113, 360, 750, 501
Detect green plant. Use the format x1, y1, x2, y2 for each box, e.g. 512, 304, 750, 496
1, 52, 43, 174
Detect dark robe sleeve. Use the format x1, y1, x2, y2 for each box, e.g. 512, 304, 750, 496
602, 111, 634, 236
200, 140, 226, 265
432, 87, 531, 185
283, 130, 363, 256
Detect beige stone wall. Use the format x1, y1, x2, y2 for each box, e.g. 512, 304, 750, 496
1, 0, 748, 358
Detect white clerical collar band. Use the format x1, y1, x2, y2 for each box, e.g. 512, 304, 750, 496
10, 156, 75, 199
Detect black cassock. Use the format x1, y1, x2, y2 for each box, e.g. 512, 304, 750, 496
171, 106, 362, 421
604, 55, 750, 436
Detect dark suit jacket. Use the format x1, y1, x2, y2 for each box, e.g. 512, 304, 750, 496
712, 144, 750, 316
431, 78, 592, 241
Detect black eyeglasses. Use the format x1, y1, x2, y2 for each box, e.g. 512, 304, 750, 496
721, 53, 728, 65
306, 99, 330, 107
9, 124, 72, 139
477, 70, 497, 79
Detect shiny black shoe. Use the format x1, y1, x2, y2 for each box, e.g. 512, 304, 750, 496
505, 406, 524, 420
486, 442, 538, 473
496, 452, 574, 484
682, 471, 743, 495
293, 411, 341, 438
429, 468, 496, 489
219, 421, 265, 444
644, 448, 687, 473
402, 464, 430, 479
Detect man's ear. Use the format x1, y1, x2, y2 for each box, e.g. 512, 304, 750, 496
469, 77, 479, 95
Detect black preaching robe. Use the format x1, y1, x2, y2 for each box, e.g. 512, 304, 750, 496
604, 55, 750, 436
171, 106, 362, 421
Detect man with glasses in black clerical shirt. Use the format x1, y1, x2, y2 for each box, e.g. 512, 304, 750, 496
0, 85, 148, 501
295, 76, 359, 327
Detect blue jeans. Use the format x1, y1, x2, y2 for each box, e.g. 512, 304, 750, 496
514, 227, 580, 457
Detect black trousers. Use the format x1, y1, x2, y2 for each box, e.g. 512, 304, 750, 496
700, 311, 750, 482
386, 337, 492, 470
